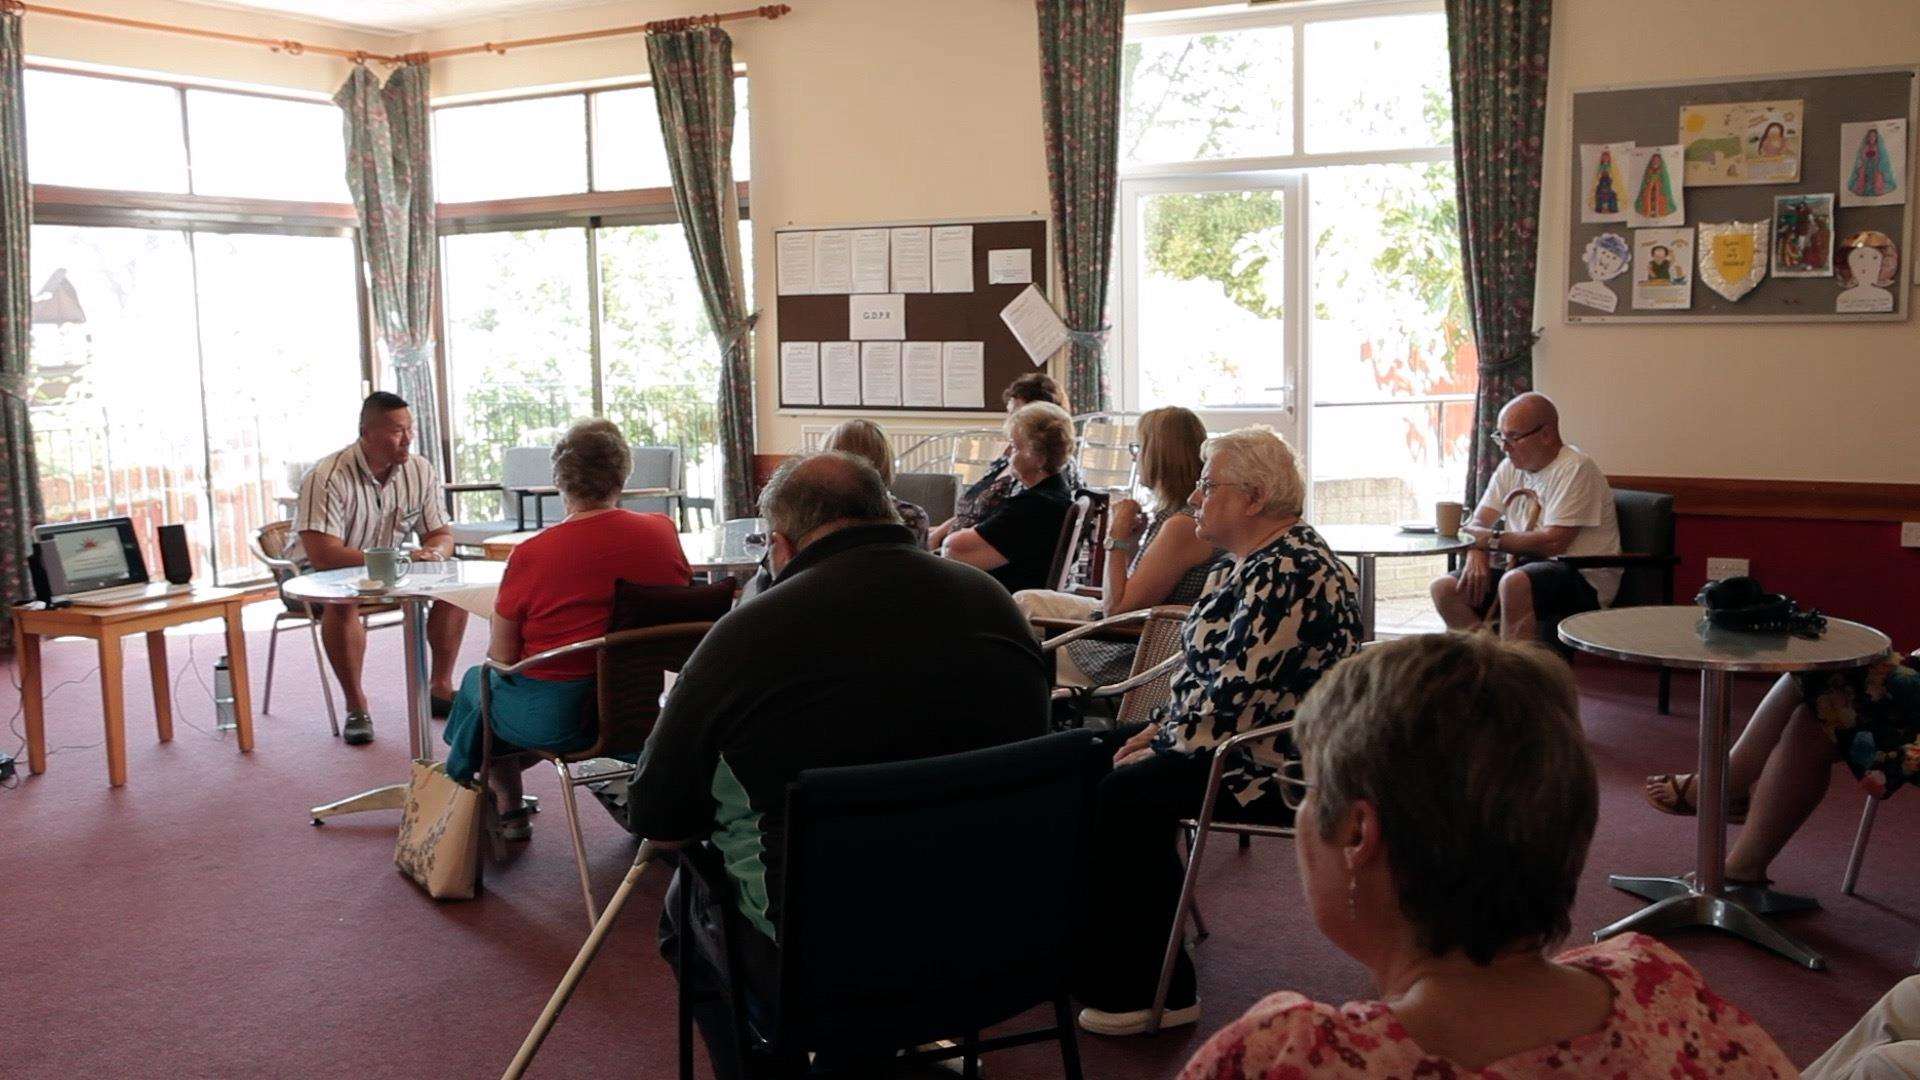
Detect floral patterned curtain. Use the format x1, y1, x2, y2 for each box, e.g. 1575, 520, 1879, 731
0, 8, 38, 653
1446, 0, 1552, 502
336, 62, 443, 473
1036, 0, 1123, 414
646, 26, 756, 519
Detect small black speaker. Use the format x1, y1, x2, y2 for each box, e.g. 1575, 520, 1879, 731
157, 523, 193, 585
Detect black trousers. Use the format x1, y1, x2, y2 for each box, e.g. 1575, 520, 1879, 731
1075, 725, 1290, 1013
659, 860, 785, 1080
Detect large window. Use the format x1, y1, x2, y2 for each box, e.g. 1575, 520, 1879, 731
434, 79, 751, 518
1120, 3, 1465, 630
24, 67, 363, 585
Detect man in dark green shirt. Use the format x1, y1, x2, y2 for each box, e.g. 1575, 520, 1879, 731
631, 451, 1048, 1077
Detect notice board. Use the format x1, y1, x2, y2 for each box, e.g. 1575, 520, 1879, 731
773, 215, 1052, 413
1565, 65, 1917, 323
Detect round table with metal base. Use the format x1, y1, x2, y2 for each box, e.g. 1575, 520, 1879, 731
284, 561, 507, 824
1558, 606, 1890, 969
1318, 524, 1473, 640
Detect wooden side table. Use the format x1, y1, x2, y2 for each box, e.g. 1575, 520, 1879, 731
10, 585, 272, 787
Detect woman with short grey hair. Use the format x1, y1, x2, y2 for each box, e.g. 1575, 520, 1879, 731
1184, 632, 1796, 1077
1077, 426, 1363, 1036
941, 402, 1076, 592
442, 418, 692, 840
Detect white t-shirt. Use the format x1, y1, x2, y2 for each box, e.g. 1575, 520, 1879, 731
1475, 444, 1622, 606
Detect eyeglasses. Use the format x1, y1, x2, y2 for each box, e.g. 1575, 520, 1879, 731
1492, 421, 1546, 447
1193, 478, 1249, 498
743, 531, 770, 561
1277, 756, 1311, 811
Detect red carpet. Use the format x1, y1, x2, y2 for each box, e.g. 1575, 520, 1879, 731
1, 615, 1914, 1078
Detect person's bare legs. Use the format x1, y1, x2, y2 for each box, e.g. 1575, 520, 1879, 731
1646, 674, 1802, 811
486, 759, 526, 815
1726, 701, 1840, 882
1496, 568, 1535, 642
427, 600, 468, 701
318, 603, 369, 714
1430, 573, 1483, 630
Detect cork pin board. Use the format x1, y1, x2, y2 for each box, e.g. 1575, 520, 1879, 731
1566, 65, 1917, 324
774, 215, 1052, 413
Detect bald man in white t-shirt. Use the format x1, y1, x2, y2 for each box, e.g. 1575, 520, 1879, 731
1430, 393, 1621, 642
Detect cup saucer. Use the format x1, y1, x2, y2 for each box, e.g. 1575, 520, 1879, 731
352, 577, 396, 594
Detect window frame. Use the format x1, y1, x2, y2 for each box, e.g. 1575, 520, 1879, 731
1116, 0, 1453, 431
23, 62, 376, 586
430, 75, 751, 486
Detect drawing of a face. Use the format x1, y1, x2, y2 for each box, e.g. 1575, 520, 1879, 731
1848, 245, 1884, 286
1648, 151, 1664, 170
1582, 234, 1629, 281
1650, 245, 1669, 261
1864, 129, 1882, 154
1838, 231, 1898, 287
1759, 122, 1787, 155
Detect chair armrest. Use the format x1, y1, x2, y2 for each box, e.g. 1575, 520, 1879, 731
1084, 653, 1182, 700
484, 635, 609, 677
1550, 553, 1679, 569
1070, 584, 1103, 599
1217, 719, 1296, 755
444, 481, 501, 494
1035, 609, 1150, 649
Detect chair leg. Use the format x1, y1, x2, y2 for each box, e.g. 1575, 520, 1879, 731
1842, 795, 1879, 895
1151, 814, 1214, 1034
555, 760, 600, 928
1054, 994, 1084, 1080
1180, 826, 1210, 941
263, 618, 283, 713
307, 618, 340, 738
677, 874, 696, 1080
1657, 669, 1672, 715
961, 1030, 981, 1080
1237, 832, 1252, 851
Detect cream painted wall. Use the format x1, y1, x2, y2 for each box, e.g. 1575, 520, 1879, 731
1536, 0, 1920, 483
22, 0, 384, 95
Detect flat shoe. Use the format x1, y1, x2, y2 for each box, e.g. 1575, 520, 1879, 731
495, 804, 533, 842
1077, 1000, 1201, 1037
431, 695, 455, 719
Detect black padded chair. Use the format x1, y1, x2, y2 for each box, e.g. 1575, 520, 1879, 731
1550, 488, 1679, 712
674, 729, 1108, 1079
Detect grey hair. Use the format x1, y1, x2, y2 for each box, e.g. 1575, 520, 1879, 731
1202, 426, 1305, 517
1004, 401, 1076, 473
1293, 632, 1597, 965
758, 451, 900, 543
551, 418, 631, 503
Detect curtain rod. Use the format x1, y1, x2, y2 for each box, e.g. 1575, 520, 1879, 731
9, 3, 792, 66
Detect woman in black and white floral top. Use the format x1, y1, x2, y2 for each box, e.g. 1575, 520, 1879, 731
1075, 426, 1364, 1039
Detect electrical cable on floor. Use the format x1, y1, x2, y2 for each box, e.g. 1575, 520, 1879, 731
3, 662, 106, 783
168, 627, 218, 739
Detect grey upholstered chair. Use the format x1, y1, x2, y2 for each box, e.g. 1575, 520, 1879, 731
892, 471, 959, 527
1551, 488, 1679, 712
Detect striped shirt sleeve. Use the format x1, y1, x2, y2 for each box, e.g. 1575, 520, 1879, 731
293, 455, 347, 540
415, 457, 449, 536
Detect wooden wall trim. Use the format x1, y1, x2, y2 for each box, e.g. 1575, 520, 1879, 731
1608, 475, 1920, 522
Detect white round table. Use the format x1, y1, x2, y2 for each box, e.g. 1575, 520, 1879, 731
284, 560, 506, 824
1318, 524, 1473, 640
1559, 605, 1890, 969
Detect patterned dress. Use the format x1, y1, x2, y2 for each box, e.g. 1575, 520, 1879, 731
1067, 505, 1221, 687
1798, 649, 1920, 798
951, 454, 1083, 530
1181, 934, 1795, 1079
893, 497, 929, 548
1148, 522, 1363, 809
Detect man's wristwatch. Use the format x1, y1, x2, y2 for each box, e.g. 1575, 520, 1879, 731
1488, 524, 1504, 553
1104, 535, 1139, 554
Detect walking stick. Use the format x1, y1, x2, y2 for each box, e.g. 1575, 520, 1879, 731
502, 840, 659, 1080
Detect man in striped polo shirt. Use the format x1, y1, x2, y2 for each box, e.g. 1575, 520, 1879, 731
292, 392, 467, 746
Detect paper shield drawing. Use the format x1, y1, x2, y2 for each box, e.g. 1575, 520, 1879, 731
1696, 221, 1769, 302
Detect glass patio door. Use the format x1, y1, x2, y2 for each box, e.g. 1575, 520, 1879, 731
1118, 174, 1306, 456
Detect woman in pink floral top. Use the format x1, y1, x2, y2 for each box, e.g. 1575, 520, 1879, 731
1183, 633, 1795, 1079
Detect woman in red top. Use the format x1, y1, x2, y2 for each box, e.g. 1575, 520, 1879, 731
443, 419, 691, 838
1181, 633, 1795, 1079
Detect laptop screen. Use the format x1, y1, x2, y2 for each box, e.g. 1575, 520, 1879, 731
36, 518, 146, 593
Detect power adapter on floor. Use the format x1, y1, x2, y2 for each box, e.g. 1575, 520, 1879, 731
0, 754, 15, 783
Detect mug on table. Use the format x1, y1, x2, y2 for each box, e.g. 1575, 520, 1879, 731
365, 547, 412, 585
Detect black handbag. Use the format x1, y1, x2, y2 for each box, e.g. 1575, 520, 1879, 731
1695, 576, 1827, 638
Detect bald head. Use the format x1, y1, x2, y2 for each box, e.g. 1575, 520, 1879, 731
758, 451, 900, 550
1495, 392, 1564, 468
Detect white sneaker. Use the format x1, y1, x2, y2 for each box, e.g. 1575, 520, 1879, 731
1076, 1001, 1201, 1036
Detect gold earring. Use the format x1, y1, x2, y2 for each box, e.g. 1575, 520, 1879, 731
1348, 876, 1360, 918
